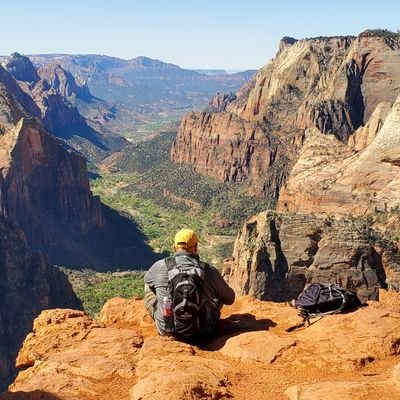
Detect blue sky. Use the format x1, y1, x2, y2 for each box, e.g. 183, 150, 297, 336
1, 0, 399, 70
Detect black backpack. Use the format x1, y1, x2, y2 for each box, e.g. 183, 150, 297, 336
287, 283, 362, 331
165, 256, 206, 339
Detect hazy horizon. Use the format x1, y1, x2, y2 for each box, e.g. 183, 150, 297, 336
0, 52, 256, 73
1, 0, 399, 70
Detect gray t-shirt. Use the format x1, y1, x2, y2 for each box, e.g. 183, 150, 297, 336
144, 251, 235, 334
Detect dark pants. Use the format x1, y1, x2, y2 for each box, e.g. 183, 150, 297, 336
144, 286, 157, 320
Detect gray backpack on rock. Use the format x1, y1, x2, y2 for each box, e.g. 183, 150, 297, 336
287, 283, 363, 331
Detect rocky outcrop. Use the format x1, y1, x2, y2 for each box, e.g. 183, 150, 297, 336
206, 92, 237, 112
3, 293, 400, 399
1, 53, 126, 162
171, 111, 291, 199
0, 66, 41, 124
1, 52, 39, 84
0, 118, 103, 260
278, 93, 400, 216
0, 78, 159, 269
224, 211, 390, 303
0, 216, 81, 391
171, 32, 400, 200
37, 63, 92, 103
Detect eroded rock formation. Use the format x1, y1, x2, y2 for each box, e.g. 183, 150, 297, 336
206, 92, 237, 113
278, 93, 400, 216
224, 211, 394, 303
3, 293, 400, 399
1, 54, 126, 162
171, 32, 400, 201
37, 63, 92, 103
2, 54, 88, 133
0, 117, 103, 262
1, 52, 39, 84
0, 216, 81, 391
0, 63, 159, 269
215, 34, 400, 302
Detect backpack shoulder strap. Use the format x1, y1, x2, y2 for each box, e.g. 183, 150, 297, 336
165, 256, 178, 271
165, 256, 208, 270
199, 261, 209, 271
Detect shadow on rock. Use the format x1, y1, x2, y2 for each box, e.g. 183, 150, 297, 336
82, 204, 166, 270
202, 313, 277, 351
0, 391, 60, 400
47, 204, 166, 271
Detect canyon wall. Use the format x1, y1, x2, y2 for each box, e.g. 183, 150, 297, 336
171, 32, 400, 201
0, 118, 103, 256
225, 211, 397, 303
172, 31, 400, 301
0, 68, 158, 268
278, 93, 400, 216
1, 55, 126, 162
0, 215, 81, 391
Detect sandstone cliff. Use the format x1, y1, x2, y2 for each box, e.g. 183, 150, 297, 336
3, 293, 400, 399
35, 62, 122, 138
0, 116, 158, 269
1, 54, 126, 162
37, 63, 92, 103
0, 60, 158, 269
224, 211, 395, 303
222, 34, 400, 302
278, 93, 400, 216
0, 117, 103, 260
0, 215, 81, 391
0, 67, 41, 125
171, 32, 400, 201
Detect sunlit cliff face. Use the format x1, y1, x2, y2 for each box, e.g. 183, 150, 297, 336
172, 35, 400, 201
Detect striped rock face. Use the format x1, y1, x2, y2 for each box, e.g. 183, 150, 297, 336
172, 34, 400, 201
278, 94, 400, 216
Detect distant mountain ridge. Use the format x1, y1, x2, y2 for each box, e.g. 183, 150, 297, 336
1, 53, 127, 162
14, 53, 256, 139
27, 54, 255, 83
195, 69, 228, 75
26, 54, 256, 103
